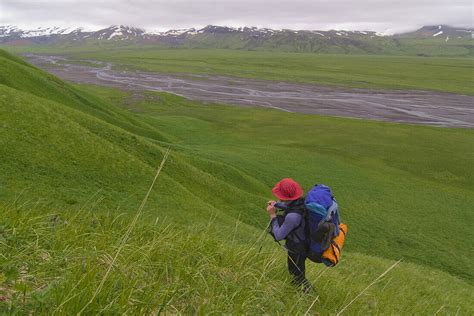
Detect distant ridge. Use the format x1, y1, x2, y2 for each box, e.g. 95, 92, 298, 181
1, 24, 472, 55
1, 24, 472, 41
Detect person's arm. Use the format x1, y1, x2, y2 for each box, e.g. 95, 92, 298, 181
271, 213, 302, 241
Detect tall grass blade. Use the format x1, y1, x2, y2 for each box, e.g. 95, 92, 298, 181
336, 258, 403, 315
78, 147, 171, 314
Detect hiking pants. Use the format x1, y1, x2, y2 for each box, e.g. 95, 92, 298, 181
287, 250, 309, 286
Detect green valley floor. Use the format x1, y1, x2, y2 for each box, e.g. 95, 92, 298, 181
1, 49, 473, 314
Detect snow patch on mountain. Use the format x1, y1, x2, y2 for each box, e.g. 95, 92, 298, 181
0, 25, 20, 37
311, 31, 326, 37
20, 26, 76, 38
146, 28, 197, 36
108, 30, 122, 40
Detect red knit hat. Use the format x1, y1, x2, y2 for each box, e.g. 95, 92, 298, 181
271, 178, 304, 201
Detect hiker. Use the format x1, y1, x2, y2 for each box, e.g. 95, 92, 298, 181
267, 178, 313, 292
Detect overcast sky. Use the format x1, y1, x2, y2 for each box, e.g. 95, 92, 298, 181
1, 0, 472, 34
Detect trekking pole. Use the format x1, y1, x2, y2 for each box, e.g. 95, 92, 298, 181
243, 219, 272, 259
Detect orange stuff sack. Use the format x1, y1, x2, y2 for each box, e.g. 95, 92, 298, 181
321, 223, 348, 267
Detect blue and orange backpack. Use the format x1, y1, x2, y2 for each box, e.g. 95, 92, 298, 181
304, 184, 348, 267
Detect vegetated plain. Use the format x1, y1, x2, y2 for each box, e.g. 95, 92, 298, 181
77, 48, 474, 94
1, 48, 473, 314
5, 44, 474, 95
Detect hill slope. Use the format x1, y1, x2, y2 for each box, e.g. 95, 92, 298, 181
1, 49, 473, 314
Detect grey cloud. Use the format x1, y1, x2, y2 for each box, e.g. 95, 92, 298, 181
1, 0, 472, 33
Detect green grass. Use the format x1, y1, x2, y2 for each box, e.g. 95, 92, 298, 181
2, 205, 472, 314
1, 49, 474, 313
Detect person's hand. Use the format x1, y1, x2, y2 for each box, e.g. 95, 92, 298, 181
266, 200, 277, 218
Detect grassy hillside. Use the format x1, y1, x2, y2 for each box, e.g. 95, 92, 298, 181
82, 85, 474, 281
154, 31, 473, 56
2, 205, 472, 314
1, 49, 473, 314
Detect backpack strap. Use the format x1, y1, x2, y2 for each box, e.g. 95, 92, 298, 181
324, 200, 338, 222
267, 214, 285, 242
284, 206, 307, 246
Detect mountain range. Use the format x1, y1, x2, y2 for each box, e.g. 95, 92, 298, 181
1, 24, 472, 55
